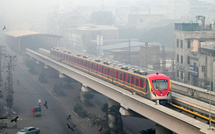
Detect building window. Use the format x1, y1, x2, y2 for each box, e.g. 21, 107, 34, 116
180, 40, 183, 48
188, 27, 194, 31
177, 39, 179, 48
177, 54, 179, 63
181, 55, 183, 64
188, 73, 190, 80
180, 71, 183, 79
187, 40, 190, 48
187, 56, 190, 64
202, 66, 205, 72
177, 70, 179, 78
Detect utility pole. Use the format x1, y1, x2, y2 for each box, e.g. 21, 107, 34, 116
0, 46, 5, 98
5, 55, 16, 115
208, 53, 213, 129
0, 46, 5, 118
161, 46, 166, 73
97, 35, 103, 56
128, 39, 131, 64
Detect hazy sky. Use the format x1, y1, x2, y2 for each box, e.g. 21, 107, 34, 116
0, 0, 214, 32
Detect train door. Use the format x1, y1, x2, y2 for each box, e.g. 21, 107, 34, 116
104, 67, 108, 77
109, 68, 112, 77
135, 77, 139, 88
121, 72, 125, 86
115, 71, 118, 84
140, 78, 146, 91
90, 62, 93, 71
126, 75, 130, 84
98, 65, 102, 75
119, 72, 123, 85
93, 64, 97, 72
69, 56, 72, 63
65, 55, 67, 61
106, 68, 109, 78
145, 79, 150, 98
77, 58, 80, 65
63, 54, 65, 60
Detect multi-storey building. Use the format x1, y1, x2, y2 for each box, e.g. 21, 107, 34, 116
174, 16, 215, 90
68, 24, 119, 55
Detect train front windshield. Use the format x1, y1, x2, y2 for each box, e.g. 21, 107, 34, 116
152, 79, 168, 91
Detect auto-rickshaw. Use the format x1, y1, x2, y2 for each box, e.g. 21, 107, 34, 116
31, 106, 41, 117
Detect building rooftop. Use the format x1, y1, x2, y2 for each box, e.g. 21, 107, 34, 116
201, 43, 215, 50
78, 24, 118, 31
101, 41, 160, 51
6, 31, 62, 38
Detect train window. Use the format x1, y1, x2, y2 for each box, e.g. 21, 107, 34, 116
152, 80, 168, 91
120, 73, 122, 80
127, 76, 130, 83
136, 79, 139, 86
104, 69, 107, 74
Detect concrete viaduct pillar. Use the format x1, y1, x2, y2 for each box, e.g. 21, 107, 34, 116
108, 98, 118, 130
80, 84, 90, 103
36, 60, 40, 64
156, 124, 173, 134
44, 65, 49, 69
59, 73, 66, 78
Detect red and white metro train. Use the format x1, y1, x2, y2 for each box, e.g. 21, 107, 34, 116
50, 47, 171, 101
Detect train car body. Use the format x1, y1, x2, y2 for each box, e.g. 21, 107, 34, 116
50, 47, 171, 101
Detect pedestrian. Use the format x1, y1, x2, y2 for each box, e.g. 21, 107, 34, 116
87, 118, 90, 127
38, 98, 41, 106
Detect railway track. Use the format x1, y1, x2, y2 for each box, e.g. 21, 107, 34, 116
169, 92, 215, 126
37, 48, 215, 127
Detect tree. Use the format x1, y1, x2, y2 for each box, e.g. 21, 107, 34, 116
83, 93, 94, 106
101, 104, 125, 134
140, 128, 155, 134
25, 59, 36, 74
38, 72, 48, 83
73, 103, 88, 118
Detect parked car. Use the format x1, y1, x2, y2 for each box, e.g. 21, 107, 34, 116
16, 126, 40, 134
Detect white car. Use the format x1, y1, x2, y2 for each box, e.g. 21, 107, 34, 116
16, 126, 40, 134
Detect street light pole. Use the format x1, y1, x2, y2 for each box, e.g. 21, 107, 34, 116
209, 53, 213, 129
